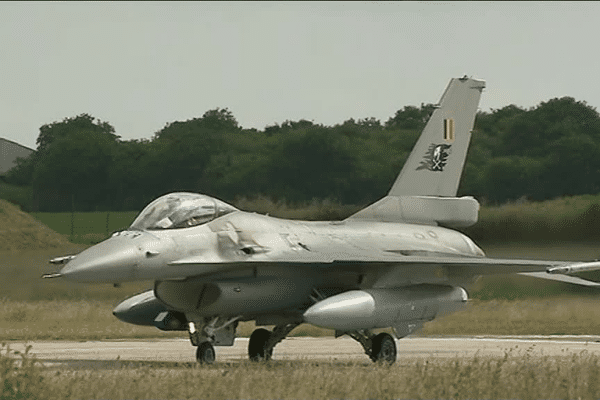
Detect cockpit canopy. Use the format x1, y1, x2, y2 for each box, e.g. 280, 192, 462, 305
130, 193, 238, 230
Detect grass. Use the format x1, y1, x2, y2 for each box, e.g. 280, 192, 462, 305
1, 344, 44, 399
0, 181, 32, 210
421, 297, 600, 336
24, 193, 600, 246
463, 194, 600, 242
4, 296, 600, 341
0, 200, 70, 251
3, 343, 600, 399
0, 298, 329, 341
31, 211, 138, 245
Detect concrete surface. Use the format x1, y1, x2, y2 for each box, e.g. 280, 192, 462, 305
12, 335, 600, 367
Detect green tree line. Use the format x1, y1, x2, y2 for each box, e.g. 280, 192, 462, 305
5, 97, 600, 212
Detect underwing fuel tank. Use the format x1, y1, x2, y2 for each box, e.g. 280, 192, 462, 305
303, 285, 468, 332
113, 290, 187, 331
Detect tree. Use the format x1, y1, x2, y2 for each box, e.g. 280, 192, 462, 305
385, 104, 436, 130
481, 156, 545, 204
500, 97, 600, 157
199, 108, 239, 132
108, 139, 154, 210
36, 114, 118, 153
33, 128, 118, 211
265, 126, 360, 203
542, 134, 600, 198
4, 155, 36, 186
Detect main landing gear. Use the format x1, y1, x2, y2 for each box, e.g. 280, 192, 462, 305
188, 317, 301, 364
196, 341, 216, 364
248, 323, 301, 362
188, 317, 396, 364
343, 330, 397, 364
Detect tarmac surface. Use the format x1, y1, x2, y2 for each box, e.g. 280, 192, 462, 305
14, 336, 600, 368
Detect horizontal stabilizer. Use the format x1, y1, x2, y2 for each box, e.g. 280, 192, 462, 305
520, 272, 600, 287
348, 195, 479, 228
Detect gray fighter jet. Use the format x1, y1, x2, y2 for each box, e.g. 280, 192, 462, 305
45, 76, 600, 364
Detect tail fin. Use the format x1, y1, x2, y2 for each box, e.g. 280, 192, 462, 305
389, 76, 485, 197
348, 76, 485, 227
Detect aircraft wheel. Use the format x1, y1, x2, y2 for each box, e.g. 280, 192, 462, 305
248, 328, 273, 361
371, 333, 397, 364
196, 341, 216, 364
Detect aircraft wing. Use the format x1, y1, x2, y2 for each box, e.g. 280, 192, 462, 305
167, 244, 600, 287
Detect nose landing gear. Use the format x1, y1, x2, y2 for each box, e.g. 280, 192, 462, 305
188, 316, 240, 364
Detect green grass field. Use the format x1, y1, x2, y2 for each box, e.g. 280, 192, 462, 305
31, 211, 138, 244
0, 181, 31, 210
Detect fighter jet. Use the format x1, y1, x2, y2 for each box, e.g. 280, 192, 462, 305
44, 76, 600, 364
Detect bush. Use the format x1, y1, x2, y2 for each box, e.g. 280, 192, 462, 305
0, 343, 44, 400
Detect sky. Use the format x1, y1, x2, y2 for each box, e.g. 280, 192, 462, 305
2, 1, 600, 150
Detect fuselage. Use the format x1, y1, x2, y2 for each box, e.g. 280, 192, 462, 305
60, 210, 485, 288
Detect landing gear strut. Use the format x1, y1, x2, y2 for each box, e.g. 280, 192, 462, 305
188, 316, 240, 364
248, 322, 300, 362
344, 330, 397, 364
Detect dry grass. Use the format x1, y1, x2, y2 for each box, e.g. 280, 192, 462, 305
464, 194, 600, 242
3, 297, 600, 342
3, 343, 600, 399
422, 297, 600, 336
0, 200, 70, 251
0, 299, 178, 341
0, 299, 331, 341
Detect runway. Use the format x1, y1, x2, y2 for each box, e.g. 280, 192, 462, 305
13, 335, 600, 367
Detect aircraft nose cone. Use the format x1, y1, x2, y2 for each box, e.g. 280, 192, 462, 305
60, 236, 143, 283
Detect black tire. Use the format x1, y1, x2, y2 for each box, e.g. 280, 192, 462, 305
196, 341, 216, 364
248, 328, 273, 361
371, 333, 397, 364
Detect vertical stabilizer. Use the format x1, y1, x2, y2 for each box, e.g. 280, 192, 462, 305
348, 77, 484, 226
388, 76, 485, 197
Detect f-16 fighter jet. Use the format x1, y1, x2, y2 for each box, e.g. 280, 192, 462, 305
45, 76, 600, 364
